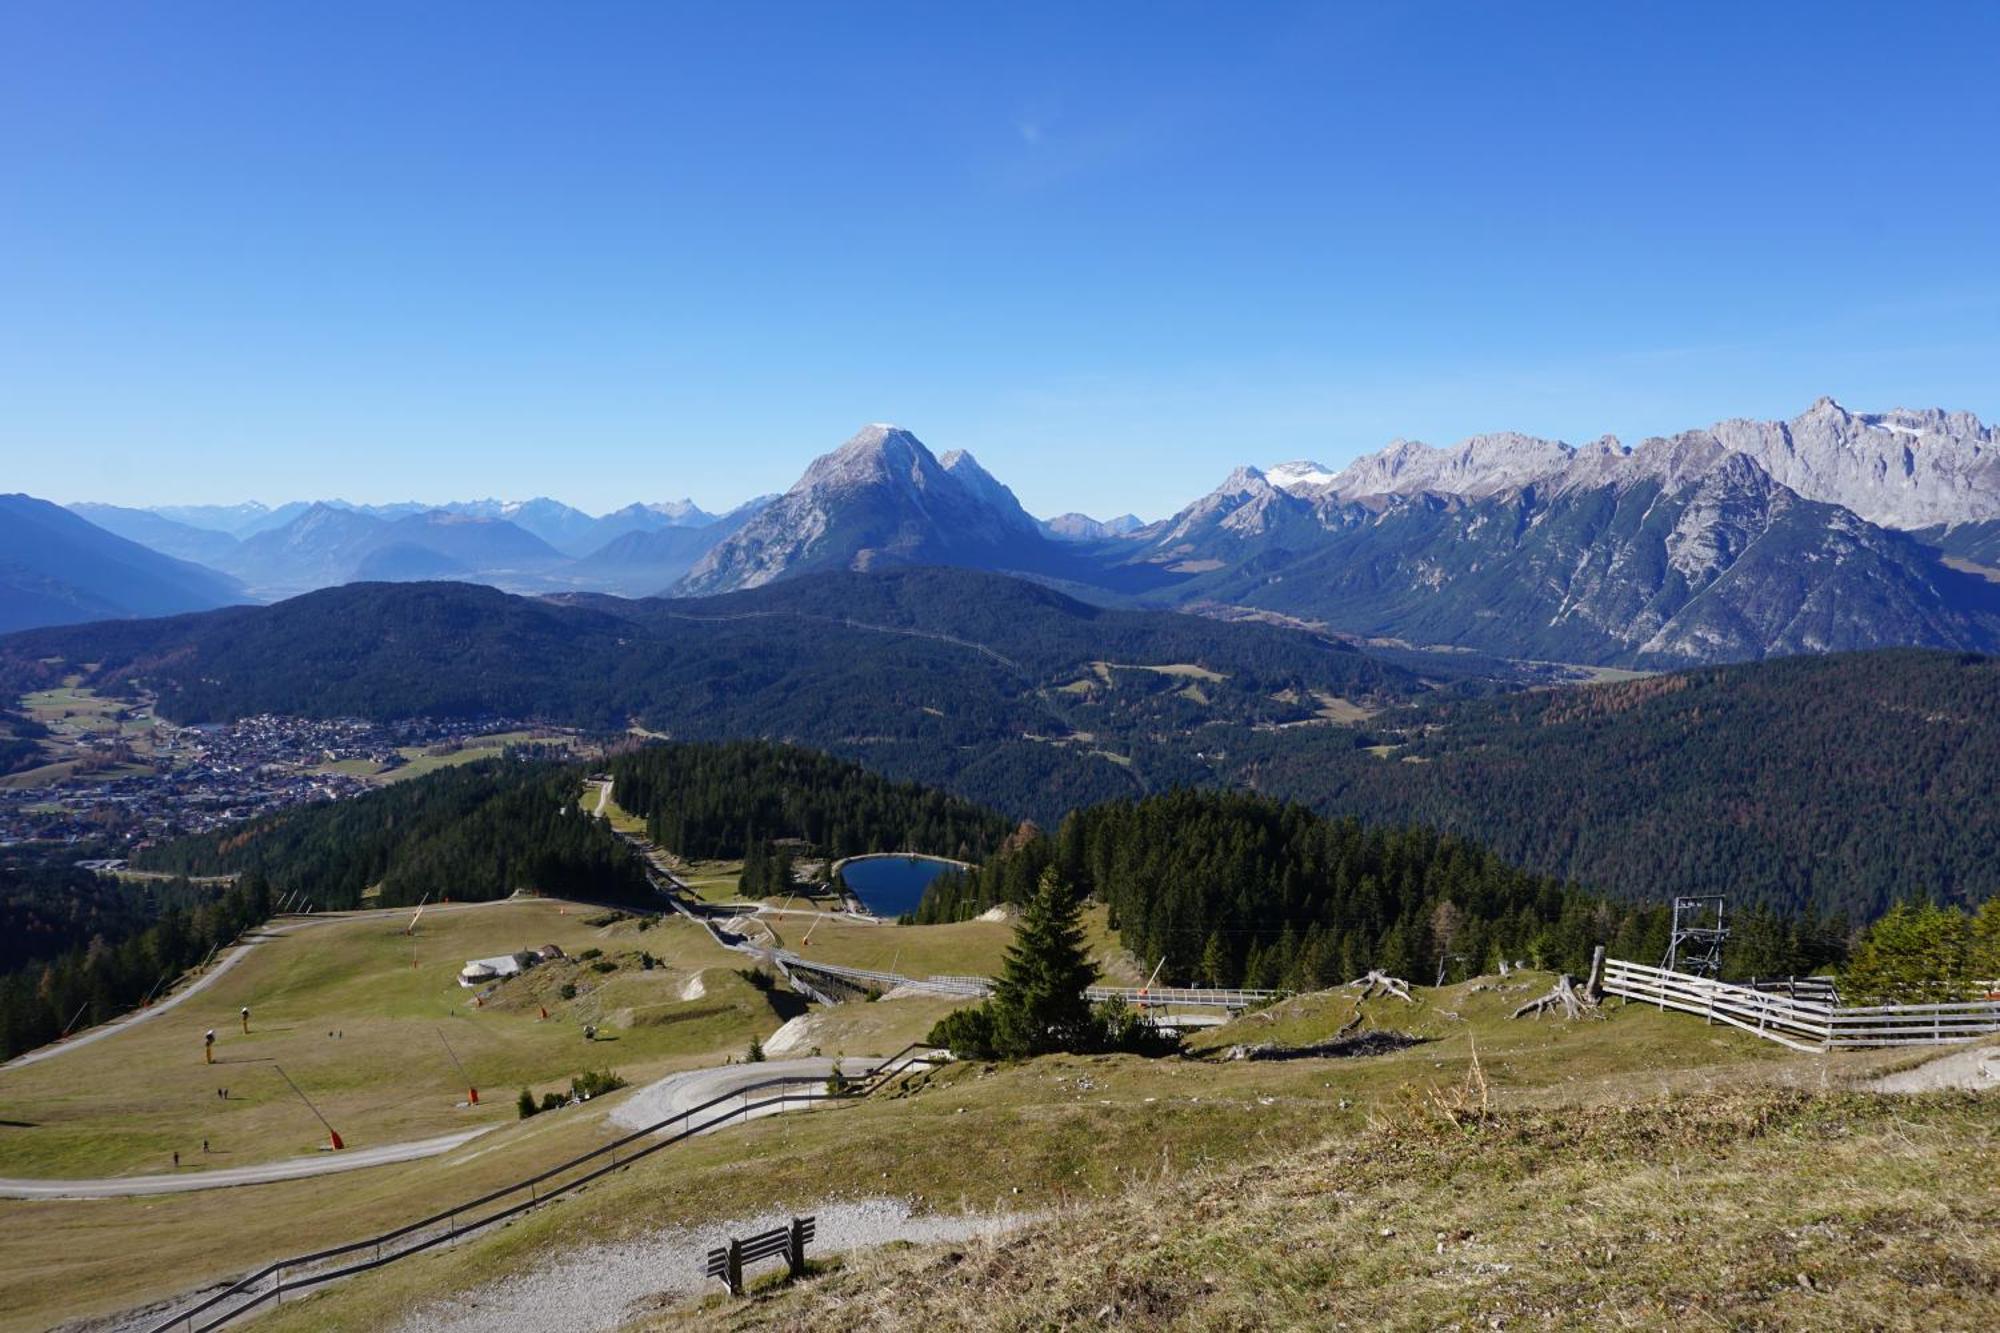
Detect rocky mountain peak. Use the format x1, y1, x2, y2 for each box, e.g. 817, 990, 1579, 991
1326, 432, 1575, 501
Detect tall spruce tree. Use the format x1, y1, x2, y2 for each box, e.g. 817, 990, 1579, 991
989, 867, 1100, 1057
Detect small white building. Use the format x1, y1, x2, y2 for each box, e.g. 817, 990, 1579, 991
458, 954, 524, 987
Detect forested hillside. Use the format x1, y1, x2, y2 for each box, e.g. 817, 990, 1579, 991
0, 859, 157, 974
0, 570, 1422, 825
914, 790, 1846, 986
133, 758, 648, 910
608, 740, 1014, 862
0, 869, 272, 1061
1220, 649, 2000, 923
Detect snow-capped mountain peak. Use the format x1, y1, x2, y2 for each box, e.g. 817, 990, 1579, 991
1265, 460, 1337, 492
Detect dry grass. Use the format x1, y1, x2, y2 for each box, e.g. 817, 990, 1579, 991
647, 1086, 2000, 1331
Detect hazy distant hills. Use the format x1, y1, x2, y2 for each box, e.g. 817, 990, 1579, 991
63, 493, 753, 606
0, 495, 246, 633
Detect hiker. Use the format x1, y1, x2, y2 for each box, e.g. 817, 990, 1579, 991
202, 1138, 209, 1153
240, 1005, 250, 1034
172, 1151, 179, 1169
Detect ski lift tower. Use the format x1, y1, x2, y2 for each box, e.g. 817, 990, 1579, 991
1664, 895, 1728, 977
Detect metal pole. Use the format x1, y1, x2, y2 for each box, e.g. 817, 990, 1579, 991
273, 1064, 341, 1144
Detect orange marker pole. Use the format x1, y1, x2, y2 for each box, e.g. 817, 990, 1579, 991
274, 1063, 344, 1150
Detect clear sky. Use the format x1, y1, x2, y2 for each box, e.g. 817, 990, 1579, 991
4, 2, 1997, 520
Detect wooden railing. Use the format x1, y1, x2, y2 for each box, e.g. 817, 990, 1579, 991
1603, 959, 2000, 1052
145, 1047, 940, 1332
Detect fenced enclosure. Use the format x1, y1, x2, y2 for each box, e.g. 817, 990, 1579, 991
1603, 959, 2000, 1052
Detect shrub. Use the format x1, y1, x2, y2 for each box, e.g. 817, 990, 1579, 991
591, 960, 617, 974
579, 947, 604, 961
926, 1005, 998, 1060
826, 1066, 850, 1096
516, 1088, 538, 1120
746, 1035, 766, 1063
558, 982, 577, 1001
540, 1091, 566, 1112
640, 952, 657, 971
570, 1068, 626, 1100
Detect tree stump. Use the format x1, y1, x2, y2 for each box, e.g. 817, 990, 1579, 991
1346, 971, 1416, 1003
1510, 973, 1602, 1021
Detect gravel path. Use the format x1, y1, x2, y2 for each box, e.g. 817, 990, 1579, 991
393, 1198, 1030, 1332
1869, 1040, 2000, 1092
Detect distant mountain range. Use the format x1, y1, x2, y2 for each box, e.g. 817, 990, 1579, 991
63, 493, 763, 604
21, 397, 2000, 664
0, 495, 245, 633
662, 402, 2000, 666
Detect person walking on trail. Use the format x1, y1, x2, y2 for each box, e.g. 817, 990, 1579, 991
240, 1006, 250, 1034
204, 1029, 215, 1064
172, 1151, 179, 1169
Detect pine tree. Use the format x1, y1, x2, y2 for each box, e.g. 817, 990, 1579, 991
989, 867, 1100, 1057
1198, 930, 1232, 987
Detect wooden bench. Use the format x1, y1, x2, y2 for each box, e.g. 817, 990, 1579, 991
704, 1216, 815, 1295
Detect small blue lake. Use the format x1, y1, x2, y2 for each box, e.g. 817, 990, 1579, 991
838, 855, 964, 917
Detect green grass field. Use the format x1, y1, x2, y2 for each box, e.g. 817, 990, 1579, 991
0, 899, 768, 1180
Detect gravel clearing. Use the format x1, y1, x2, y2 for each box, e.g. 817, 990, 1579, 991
393, 1198, 1031, 1332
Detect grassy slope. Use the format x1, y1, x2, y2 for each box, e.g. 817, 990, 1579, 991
0, 899, 756, 1179
666, 1089, 1998, 1331
234, 978, 1871, 1333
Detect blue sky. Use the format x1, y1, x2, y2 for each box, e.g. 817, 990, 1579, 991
4, 2, 1997, 520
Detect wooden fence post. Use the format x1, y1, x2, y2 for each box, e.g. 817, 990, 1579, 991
788, 1217, 807, 1278
727, 1238, 744, 1296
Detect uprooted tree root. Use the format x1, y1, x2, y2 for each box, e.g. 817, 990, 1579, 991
1510, 946, 1606, 1022
1346, 971, 1416, 1004
1510, 973, 1603, 1021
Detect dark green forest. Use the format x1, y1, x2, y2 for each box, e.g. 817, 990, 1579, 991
1222, 649, 2000, 923
608, 739, 1016, 863
132, 758, 649, 911
915, 790, 1849, 988
0, 869, 273, 1061
0, 857, 157, 974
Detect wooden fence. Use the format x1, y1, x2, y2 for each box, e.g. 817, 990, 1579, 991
1603, 959, 2000, 1052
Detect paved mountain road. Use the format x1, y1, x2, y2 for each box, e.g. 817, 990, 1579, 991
0, 1127, 498, 1200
